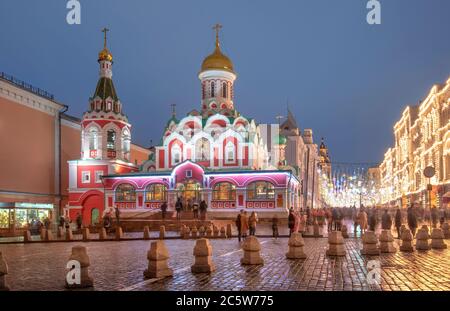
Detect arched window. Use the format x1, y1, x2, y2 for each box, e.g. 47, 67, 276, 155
213, 182, 236, 201
195, 138, 210, 161
172, 144, 182, 165
88, 128, 98, 152
145, 184, 167, 202
107, 130, 116, 150
225, 141, 235, 163
247, 181, 275, 200
122, 129, 131, 159
222, 82, 227, 98
210, 81, 215, 97
115, 184, 136, 202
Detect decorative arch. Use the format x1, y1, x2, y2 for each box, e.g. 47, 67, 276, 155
246, 181, 275, 200
212, 182, 236, 201
145, 183, 168, 202
115, 183, 137, 202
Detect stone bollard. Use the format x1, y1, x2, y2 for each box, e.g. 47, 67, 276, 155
199, 226, 206, 237
66, 228, 73, 241
57, 226, 64, 238
99, 228, 107, 240
206, 226, 213, 238
379, 230, 397, 253
40, 228, 47, 241
115, 226, 123, 240
241, 236, 264, 265
159, 225, 166, 240
191, 227, 198, 239
23, 230, 32, 242
0, 251, 10, 291
65, 246, 93, 288
341, 225, 349, 238
143, 226, 150, 240
326, 231, 346, 256
399, 229, 414, 252
220, 227, 227, 238
415, 228, 430, 251
213, 226, 220, 238
143, 241, 173, 279
226, 224, 232, 238
361, 231, 380, 255
191, 238, 215, 273
442, 223, 450, 239
286, 232, 307, 259
431, 228, 447, 249
82, 228, 90, 241
45, 229, 54, 241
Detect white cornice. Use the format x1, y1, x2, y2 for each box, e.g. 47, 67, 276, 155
0, 79, 64, 116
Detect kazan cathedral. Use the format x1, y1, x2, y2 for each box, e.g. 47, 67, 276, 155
67, 27, 302, 224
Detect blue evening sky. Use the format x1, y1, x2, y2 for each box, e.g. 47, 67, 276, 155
1, 0, 449, 163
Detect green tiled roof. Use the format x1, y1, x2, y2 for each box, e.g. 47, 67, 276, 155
93, 77, 118, 101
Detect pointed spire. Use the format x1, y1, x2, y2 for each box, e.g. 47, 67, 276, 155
102, 27, 109, 49
170, 103, 176, 118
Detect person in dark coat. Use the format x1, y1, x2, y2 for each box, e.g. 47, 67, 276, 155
272, 215, 279, 240
175, 197, 183, 220
115, 207, 121, 226
431, 207, 438, 228
394, 208, 402, 239
160, 201, 168, 220
332, 208, 340, 231
200, 200, 208, 220
235, 211, 242, 242
288, 209, 296, 237
407, 205, 418, 237
76, 213, 82, 230
369, 209, 377, 231
381, 209, 392, 230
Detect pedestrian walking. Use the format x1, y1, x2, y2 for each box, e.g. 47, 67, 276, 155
249, 211, 258, 236
357, 208, 368, 235
288, 208, 295, 237
115, 206, 121, 226
175, 197, 182, 220
272, 215, 279, 240
431, 206, 438, 228
200, 200, 208, 220
160, 201, 168, 220
235, 211, 242, 242
76, 213, 82, 230
193, 199, 199, 219
394, 208, 402, 239
407, 205, 418, 237
381, 209, 392, 230
240, 211, 249, 239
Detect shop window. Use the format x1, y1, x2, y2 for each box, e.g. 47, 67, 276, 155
247, 181, 275, 200
145, 184, 167, 201
115, 184, 136, 202
213, 182, 236, 201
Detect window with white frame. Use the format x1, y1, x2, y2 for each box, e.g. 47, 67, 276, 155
95, 171, 103, 183
172, 144, 182, 165
225, 141, 235, 163
82, 171, 91, 183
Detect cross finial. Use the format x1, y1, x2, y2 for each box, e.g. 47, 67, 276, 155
170, 104, 176, 118
102, 27, 110, 49
213, 23, 222, 48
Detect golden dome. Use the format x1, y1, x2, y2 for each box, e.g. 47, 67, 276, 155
98, 48, 113, 62
201, 24, 235, 74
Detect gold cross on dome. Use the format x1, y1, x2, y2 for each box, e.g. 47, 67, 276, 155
213, 23, 222, 47
102, 27, 110, 48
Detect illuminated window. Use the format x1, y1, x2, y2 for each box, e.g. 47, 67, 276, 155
210, 81, 215, 97
222, 82, 227, 98
225, 141, 235, 163
107, 130, 116, 150
213, 182, 236, 201
247, 181, 275, 200
115, 184, 136, 202
145, 184, 167, 202
195, 138, 210, 161
122, 129, 131, 159
88, 128, 98, 152
82, 171, 91, 183
172, 144, 182, 165
95, 171, 103, 183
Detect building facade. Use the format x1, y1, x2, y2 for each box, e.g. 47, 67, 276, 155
379, 76, 450, 208
66, 27, 304, 224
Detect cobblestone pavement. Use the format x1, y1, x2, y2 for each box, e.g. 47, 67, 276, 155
1, 233, 450, 291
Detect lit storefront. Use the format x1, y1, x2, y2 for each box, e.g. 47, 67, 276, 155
0, 202, 53, 231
